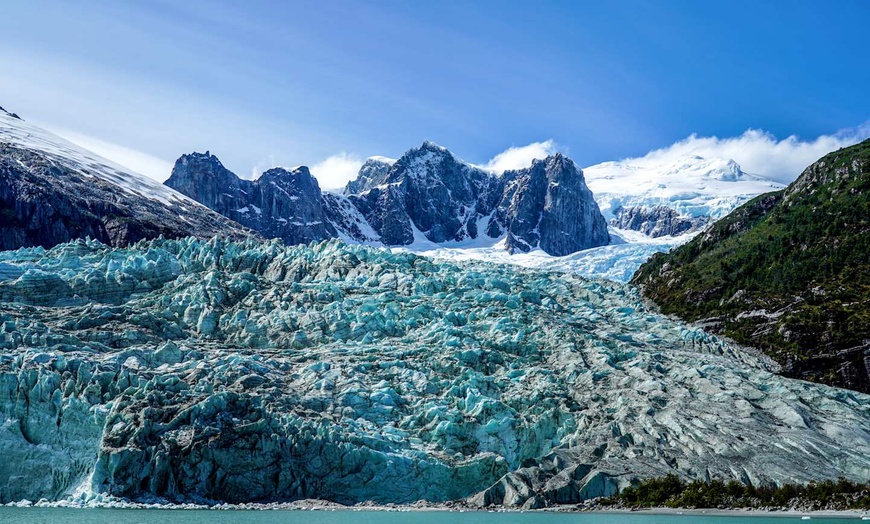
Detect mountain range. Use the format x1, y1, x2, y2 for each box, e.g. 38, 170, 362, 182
166, 141, 612, 257
0, 105, 786, 284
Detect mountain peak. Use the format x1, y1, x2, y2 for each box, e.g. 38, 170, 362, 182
264, 165, 310, 174
419, 140, 448, 152
260, 165, 316, 182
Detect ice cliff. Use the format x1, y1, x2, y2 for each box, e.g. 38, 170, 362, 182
0, 238, 868, 507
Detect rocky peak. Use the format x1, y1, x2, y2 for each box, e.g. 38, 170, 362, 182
348, 141, 502, 245
344, 157, 394, 195
497, 154, 610, 255
541, 152, 571, 171
260, 166, 321, 193
166, 153, 337, 245
166, 152, 246, 212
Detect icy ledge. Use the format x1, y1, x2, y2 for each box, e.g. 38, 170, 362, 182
0, 237, 868, 508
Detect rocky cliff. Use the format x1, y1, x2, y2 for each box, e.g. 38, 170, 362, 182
165, 153, 340, 245
491, 154, 610, 255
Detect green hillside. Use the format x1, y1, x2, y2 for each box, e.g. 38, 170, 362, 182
632, 139, 870, 392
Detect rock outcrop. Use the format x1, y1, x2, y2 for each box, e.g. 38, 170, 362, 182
491, 154, 610, 255
0, 111, 252, 251
165, 153, 338, 245
611, 206, 709, 237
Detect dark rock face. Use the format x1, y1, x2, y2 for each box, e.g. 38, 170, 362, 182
611, 206, 710, 237
0, 144, 251, 251
347, 184, 414, 245
166, 153, 337, 245
348, 142, 502, 245
492, 155, 610, 255
255, 167, 336, 243
343, 157, 393, 195
170, 143, 610, 256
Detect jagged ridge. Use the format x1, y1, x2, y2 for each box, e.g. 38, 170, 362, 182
166, 142, 610, 256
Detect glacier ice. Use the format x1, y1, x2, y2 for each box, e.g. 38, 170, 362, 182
0, 237, 868, 506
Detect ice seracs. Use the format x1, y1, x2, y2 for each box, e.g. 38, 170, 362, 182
0, 238, 868, 506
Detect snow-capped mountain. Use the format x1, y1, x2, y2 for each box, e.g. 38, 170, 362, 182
168, 141, 610, 257
584, 154, 784, 231
395, 154, 784, 281
0, 108, 252, 249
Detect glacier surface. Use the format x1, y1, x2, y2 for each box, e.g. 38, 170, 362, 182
0, 238, 868, 507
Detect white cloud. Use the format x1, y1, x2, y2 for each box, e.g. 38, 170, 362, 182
310, 152, 364, 190
621, 123, 870, 184
44, 126, 175, 183
250, 155, 281, 180
482, 140, 559, 173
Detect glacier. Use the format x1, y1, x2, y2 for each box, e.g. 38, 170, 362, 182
0, 237, 868, 507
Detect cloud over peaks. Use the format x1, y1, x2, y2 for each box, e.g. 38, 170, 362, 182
622, 124, 870, 184
310, 152, 364, 190
482, 140, 559, 173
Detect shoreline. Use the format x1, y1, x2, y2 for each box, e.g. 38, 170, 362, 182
4, 498, 870, 519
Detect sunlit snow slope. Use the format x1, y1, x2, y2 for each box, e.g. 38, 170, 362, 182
0, 109, 252, 249
584, 155, 784, 221
0, 238, 867, 507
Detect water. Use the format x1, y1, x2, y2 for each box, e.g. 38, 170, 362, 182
0, 508, 861, 524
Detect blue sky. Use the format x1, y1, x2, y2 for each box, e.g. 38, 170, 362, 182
1, 0, 868, 187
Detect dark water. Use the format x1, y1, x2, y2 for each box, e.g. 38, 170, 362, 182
0, 508, 862, 524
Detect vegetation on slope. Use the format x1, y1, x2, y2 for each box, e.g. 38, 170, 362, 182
601, 475, 870, 510
632, 139, 870, 392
